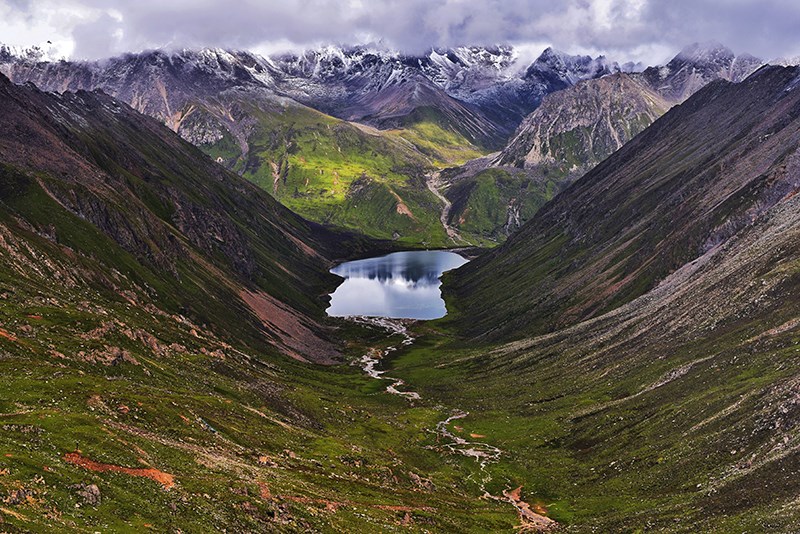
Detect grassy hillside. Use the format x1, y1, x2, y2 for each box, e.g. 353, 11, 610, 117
0, 255, 523, 531
447, 66, 800, 341
392, 195, 800, 529
442, 167, 562, 243
395, 65, 800, 531
179, 94, 487, 247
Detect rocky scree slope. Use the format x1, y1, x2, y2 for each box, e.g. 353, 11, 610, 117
492, 73, 670, 172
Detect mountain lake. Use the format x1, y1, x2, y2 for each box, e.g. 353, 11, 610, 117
326, 251, 468, 319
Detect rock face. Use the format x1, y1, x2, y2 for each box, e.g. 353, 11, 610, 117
495, 42, 762, 174
69, 483, 101, 506
493, 73, 669, 173
635, 42, 764, 103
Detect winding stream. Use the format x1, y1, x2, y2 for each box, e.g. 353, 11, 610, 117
348, 317, 502, 477
348, 315, 556, 531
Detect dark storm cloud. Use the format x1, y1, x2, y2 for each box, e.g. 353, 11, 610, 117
3, 0, 800, 62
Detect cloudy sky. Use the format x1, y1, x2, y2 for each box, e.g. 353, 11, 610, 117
1, 0, 798, 65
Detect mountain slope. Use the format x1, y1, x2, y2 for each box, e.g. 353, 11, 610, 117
371, 64, 800, 532
0, 72, 347, 362
269, 45, 616, 149
493, 73, 669, 171
440, 43, 764, 242
271, 46, 506, 148
447, 65, 800, 342
490, 41, 764, 176
397, 161, 800, 531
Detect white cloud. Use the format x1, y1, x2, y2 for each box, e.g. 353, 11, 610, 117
0, 0, 797, 63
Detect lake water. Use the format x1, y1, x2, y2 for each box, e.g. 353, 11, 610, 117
326, 251, 469, 320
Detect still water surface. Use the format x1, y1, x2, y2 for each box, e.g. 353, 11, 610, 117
326, 251, 468, 319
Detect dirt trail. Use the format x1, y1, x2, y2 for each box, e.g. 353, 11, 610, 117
426, 171, 469, 245
351, 317, 557, 531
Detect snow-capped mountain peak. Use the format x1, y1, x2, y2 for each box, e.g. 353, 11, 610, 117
673, 41, 734, 65
525, 47, 618, 84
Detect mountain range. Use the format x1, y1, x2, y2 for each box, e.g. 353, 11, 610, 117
440, 42, 765, 240
1, 37, 799, 532
0, 43, 637, 245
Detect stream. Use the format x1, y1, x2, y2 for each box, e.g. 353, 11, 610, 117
347, 317, 501, 464
347, 316, 556, 531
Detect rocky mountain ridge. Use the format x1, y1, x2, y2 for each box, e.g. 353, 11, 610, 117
439, 43, 766, 241
0, 43, 619, 147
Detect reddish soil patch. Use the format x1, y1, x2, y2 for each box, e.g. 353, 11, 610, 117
0, 329, 17, 342
281, 495, 341, 512
389, 190, 418, 221
26, 315, 43, 320
64, 452, 174, 489
257, 481, 271, 500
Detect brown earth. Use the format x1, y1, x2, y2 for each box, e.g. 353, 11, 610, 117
63, 452, 174, 489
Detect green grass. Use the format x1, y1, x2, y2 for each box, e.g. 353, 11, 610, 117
380, 315, 800, 532
188, 98, 488, 247
445, 168, 559, 242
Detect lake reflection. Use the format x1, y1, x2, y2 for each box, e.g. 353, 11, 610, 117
326, 251, 468, 320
